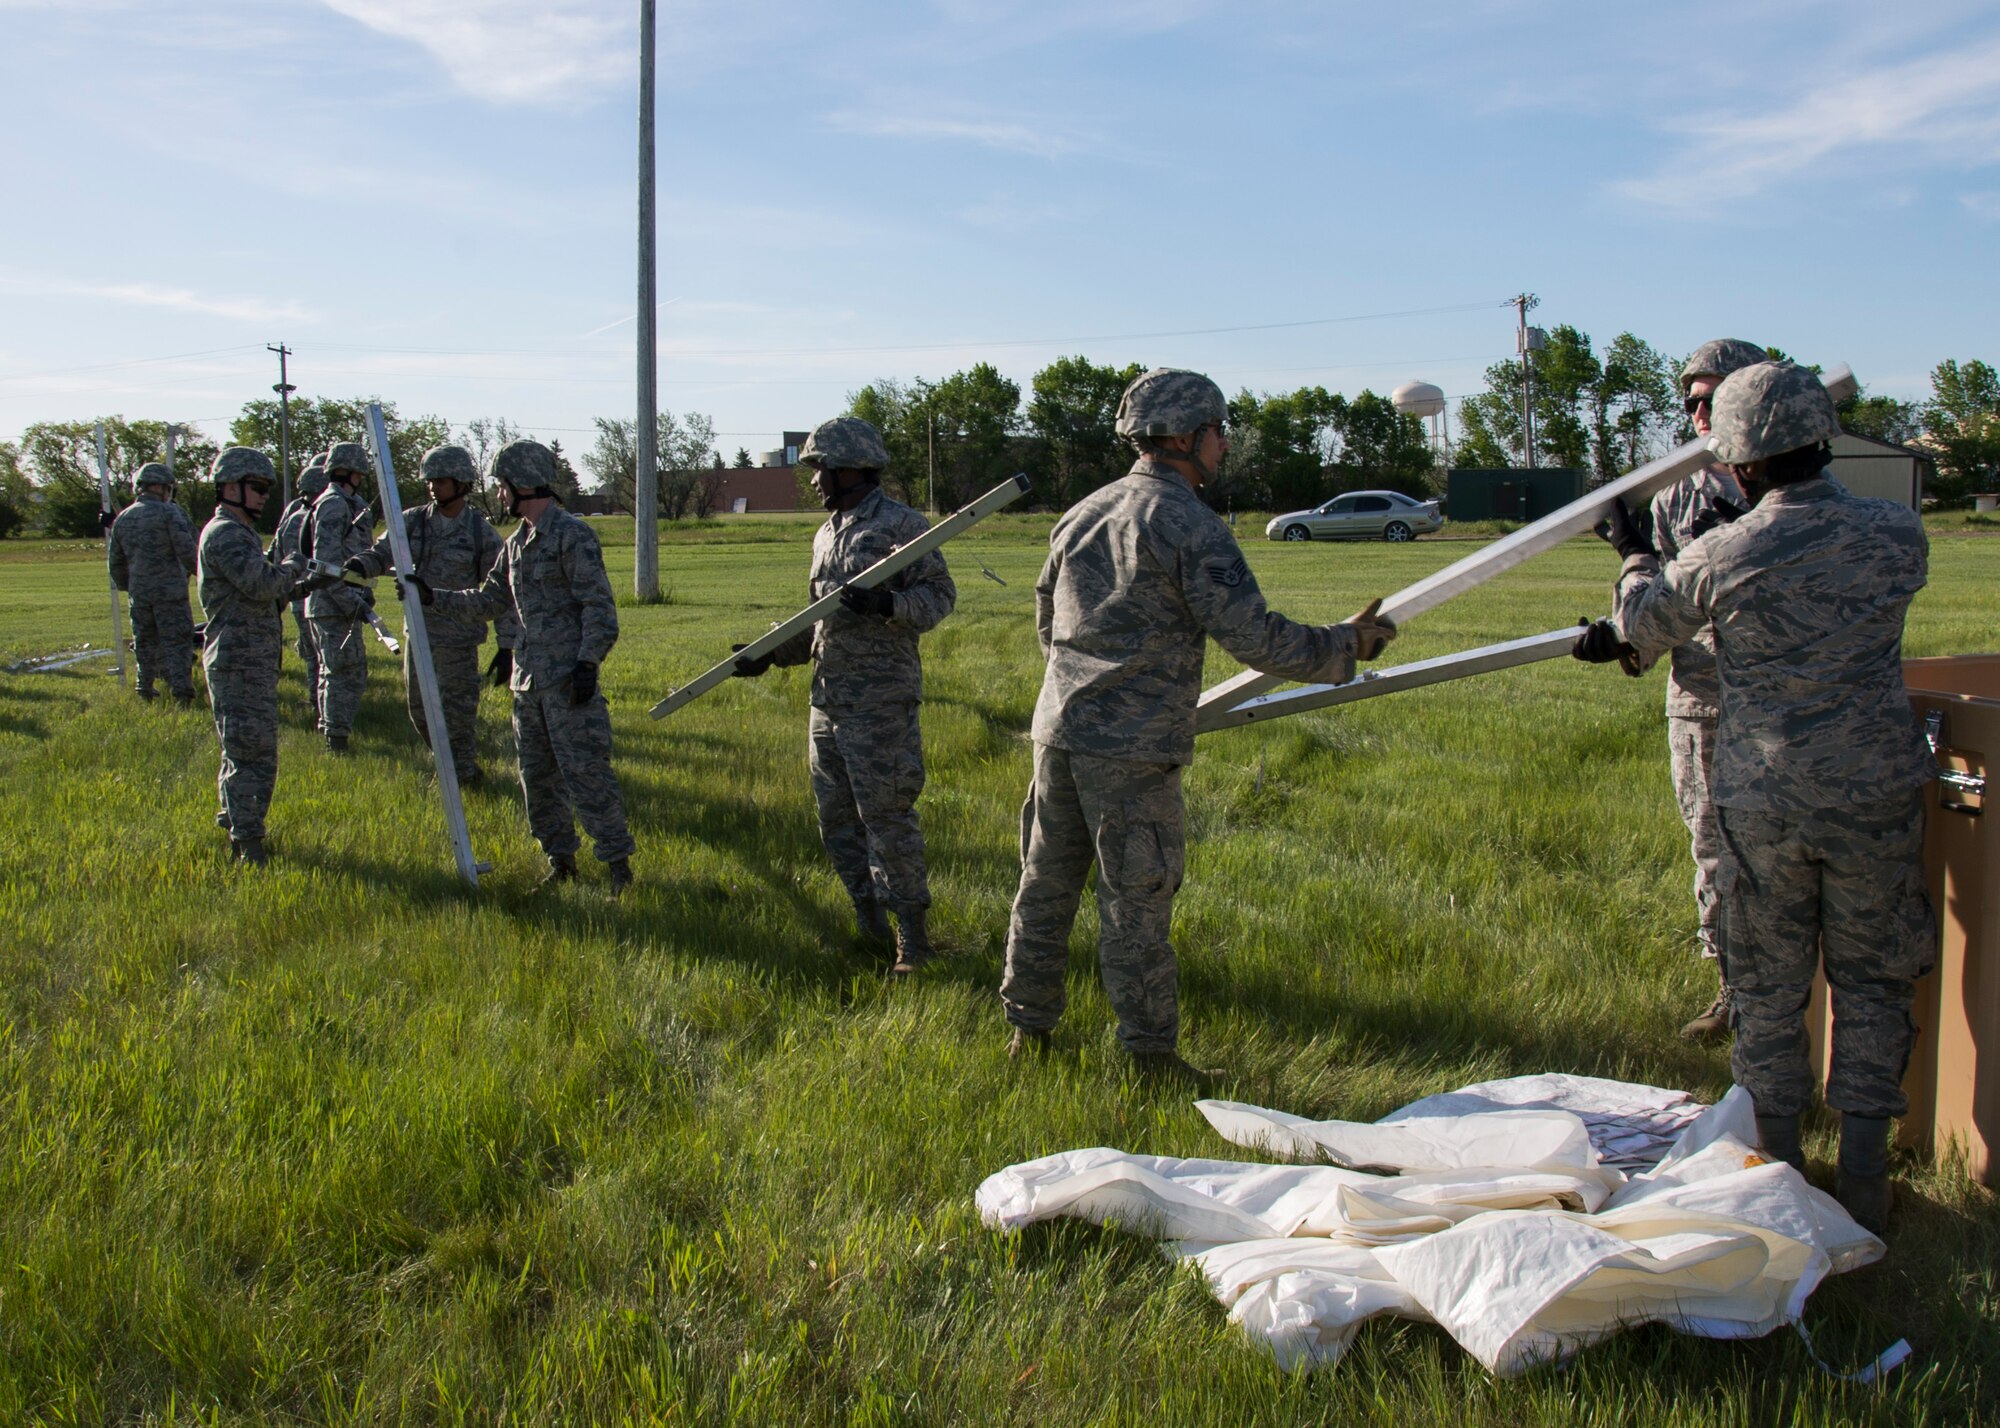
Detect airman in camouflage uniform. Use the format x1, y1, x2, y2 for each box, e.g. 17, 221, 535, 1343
197, 448, 310, 865
1607, 360, 1935, 1233
1577, 338, 1768, 1041
346, 444, 518, 783
732, 416, 957, 973
108, 461, 198, 705
274, 460, 330, 707
419, 440, 633, 891
1000, 369, 1398, 1076
306, 442, 377, 751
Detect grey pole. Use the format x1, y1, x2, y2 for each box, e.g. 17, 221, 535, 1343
269, 342, 295, 509
164, 422, 180, 482
633, 0, 661, 600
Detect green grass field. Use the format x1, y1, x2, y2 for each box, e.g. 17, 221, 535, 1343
1, 514, 1995, 1426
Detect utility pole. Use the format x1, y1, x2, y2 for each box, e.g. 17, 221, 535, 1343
633, 0, 661, 600
926, 408, 936, 515
1513, 293, 1541, 469
269, 342, 296, 508
164, 422, 182, 482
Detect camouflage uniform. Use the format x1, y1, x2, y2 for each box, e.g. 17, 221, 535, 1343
429, 502, 633, 864
1640, 464, 1747, 964
764, 485, 956, 909
198, 472, 300, 844
304, 482, 375, 737
108, 485, 198, 700
273, 464, 329, 707
352, 503, 518, 778
1613, 366, 1935, 1119
1001, 455, 1360, 1053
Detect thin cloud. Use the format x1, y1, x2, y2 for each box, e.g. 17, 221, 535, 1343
1, 270, 315, 324
1615, 34, 2000, 210
316, 0, 627, 105
823, 108, 1078, 159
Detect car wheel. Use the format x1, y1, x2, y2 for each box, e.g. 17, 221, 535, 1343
1383, 521, 1412, 542
1283, 524, 1311, 542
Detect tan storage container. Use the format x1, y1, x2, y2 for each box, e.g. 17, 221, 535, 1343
1806, 656, 1997, 1186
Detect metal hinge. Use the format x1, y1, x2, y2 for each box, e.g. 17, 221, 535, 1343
1924, 709, 1987, 807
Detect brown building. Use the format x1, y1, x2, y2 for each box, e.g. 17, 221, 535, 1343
711, 464, 801, 513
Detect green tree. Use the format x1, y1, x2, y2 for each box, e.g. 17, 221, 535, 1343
583, 410, 720, 519
1332, 389, 1436, 497
733, 446, 753, 468
0, 441, 33, 539
1923, 359, 2000, 505
231, 396, 448, 512
849, 364, 1023, 512
1837, 393, 1922, 447
20, 418, 219, 536
1026, 355, 1144, 508
1592, 333, 1679, 479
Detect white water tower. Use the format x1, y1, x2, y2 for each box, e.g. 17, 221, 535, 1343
1392, 379, 1450, 459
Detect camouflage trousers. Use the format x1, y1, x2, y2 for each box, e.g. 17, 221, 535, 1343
1717, 790, 1935, 1119
203, 653, 279, 842
809, 702, 930, 908
130, 590, 196, 700
291, 602, 322, 715
1001, 744, 1186, 1055
403, 635, 485, 778
1669, 716, 1723, 962
310, 616, 369, 737
513, 685, 634, 862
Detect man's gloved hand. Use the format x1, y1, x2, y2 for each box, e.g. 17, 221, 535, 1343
486, 648, 513, 688
838, 584, 894, 620
731, 643, 773, 678
1592, 499, 1658, 561
1688, 496, 1747, 541
569, 661, 598, 706
1571, 618, 1629, 663
98, 509, 116, 535
1342, 597, 1397, 661
342, 556, 371, 579
396, 574, 433, 605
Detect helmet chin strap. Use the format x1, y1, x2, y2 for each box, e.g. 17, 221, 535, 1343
219, 482, 262, 516
504, 483, 555, 516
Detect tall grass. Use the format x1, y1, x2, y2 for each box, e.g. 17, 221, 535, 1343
0, 519, 1994, 1424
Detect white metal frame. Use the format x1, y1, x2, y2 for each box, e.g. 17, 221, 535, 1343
649, 472, 1032, 720
1196, 627, 1580, 734
93, 423, 128, 687
363, 403, 487, 886
1198, 364, 1857, 719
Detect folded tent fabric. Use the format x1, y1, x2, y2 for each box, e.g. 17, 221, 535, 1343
975, 1076, 1884, 1377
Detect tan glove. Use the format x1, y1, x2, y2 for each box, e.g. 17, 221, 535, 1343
1343, 597, 1397, 661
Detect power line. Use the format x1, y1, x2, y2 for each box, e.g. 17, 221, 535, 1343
0, 343, 266, 385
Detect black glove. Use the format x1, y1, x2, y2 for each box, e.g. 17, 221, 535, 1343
730, 643, 773, 678
1688, 496, 1747, 541
1592, 499, 1658, 561
396, 574, 433, 605
98, 509, 116, 535
569, 661, 598, 706
342, 556, 371, 579
486, 648, 513, 688
838, 584, 894, 620
1571, 618, 1630, 664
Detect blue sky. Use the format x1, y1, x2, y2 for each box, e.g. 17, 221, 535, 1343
3, 0, 1997, 459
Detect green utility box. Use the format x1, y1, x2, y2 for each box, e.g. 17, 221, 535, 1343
1446, 468, 1587, 522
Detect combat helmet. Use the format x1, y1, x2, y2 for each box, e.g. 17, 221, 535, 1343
210, 446, 277, 488
1115, 368, 1227, 440
1679, 339, 1768, 396
297, 462, 330, 500
1707, 362, 1841, 466
799, 417, 889, 472
419, 444, 480, 488
134, 461, 173, 491
323, 441, 371, 482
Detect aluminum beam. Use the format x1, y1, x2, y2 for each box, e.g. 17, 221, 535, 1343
1197, 626, 1581, 734
94, 424, 128, 687
1197, 364, 1856, 719
650, 472, 1031, 720
363, 404, 487, 886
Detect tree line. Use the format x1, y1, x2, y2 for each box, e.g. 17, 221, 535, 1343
3, 342, 1993, 538
1454, 328, 2000, 505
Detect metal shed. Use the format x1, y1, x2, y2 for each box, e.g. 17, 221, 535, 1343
1445, 468, 1587, 522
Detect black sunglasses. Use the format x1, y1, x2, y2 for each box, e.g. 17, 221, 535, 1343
1683, 392, 1715, 416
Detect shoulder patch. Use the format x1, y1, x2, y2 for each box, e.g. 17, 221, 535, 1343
1206, 556, 1249, 588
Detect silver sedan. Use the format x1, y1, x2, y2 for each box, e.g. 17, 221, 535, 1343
1266, 490, 1443, 542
